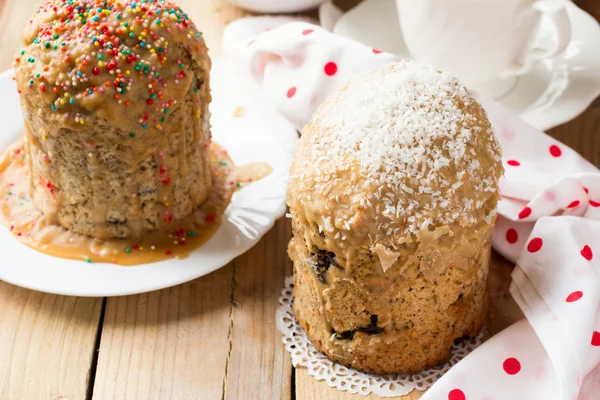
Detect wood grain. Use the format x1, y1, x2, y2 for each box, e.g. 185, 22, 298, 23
487, 254, 524, 335
223, 218, 293, 400
92, 264, 233, 400
0, 283, 102, 400
91, 218, 294, 400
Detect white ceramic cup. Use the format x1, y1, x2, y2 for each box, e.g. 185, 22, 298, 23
395, 0, 572, 87
227, 0, 328, 13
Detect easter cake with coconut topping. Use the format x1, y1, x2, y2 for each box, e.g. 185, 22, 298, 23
287, 60, 503, 374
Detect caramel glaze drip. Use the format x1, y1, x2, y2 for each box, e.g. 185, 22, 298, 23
0, 139, 271, 266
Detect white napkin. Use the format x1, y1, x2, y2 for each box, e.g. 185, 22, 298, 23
222, 19, 600, 400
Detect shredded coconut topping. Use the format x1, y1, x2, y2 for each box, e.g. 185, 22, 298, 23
289, 60, 502, 247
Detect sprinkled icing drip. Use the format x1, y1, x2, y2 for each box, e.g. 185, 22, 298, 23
1, 138, 272, 265
13, 0, 207, 130
0, 140, 257, 265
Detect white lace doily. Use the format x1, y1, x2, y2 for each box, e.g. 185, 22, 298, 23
276, 276, 486, 397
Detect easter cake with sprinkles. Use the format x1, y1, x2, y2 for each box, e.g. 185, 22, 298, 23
287, 60, 503, 374
13, 0, 212, 240
0, 0, 270, 265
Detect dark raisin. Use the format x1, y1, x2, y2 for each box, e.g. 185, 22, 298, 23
453, 334, 470, 345
335, 330, 354, 340
333, 315, 384, 340
107, 218, 127, 225
307, 249, 340, 284
357, 314, 384, 335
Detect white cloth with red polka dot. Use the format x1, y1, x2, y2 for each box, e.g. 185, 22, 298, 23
222, 18, 600, 400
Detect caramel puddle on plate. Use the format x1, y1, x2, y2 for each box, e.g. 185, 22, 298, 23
0, 140, 272, 266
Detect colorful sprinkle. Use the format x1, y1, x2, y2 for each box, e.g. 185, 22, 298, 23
14, 0, 206, 129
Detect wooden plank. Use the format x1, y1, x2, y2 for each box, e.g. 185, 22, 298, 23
223, 218, 293, 400
91, 263, 233, 400
0, 282, 103, 400
91, 218, 293, 400
488, 253, 524, 335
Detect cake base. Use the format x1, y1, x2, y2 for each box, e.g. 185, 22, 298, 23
289, 227, 492, 375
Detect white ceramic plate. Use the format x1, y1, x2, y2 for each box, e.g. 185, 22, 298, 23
0, 60, 297, 297
334, 0, 600, 131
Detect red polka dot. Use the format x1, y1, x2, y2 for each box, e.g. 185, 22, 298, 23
581, 245, 593, 261
372, 48, 382, 54
287, 87, 297, 99
507, 160, 520, 166
589, 200, 600, 207
503, 357, 521, 375
549, 145, 562, 157
518, 207, 532, 219
247, 39, 256, 46
527, 237, 543, 253
506, 228, 518, 244
567, 200, 580, 209
584, 187, 589, 194
302, 29, 314, 35
448, 389, 466, 400
592, 331, 600, 346
324, 62, 338, 76
566, 291, 583, 302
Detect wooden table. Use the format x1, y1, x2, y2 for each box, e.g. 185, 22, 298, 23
0, 1, 598, 399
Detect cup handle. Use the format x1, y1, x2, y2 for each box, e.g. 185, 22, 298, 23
507, 0, 572, 75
